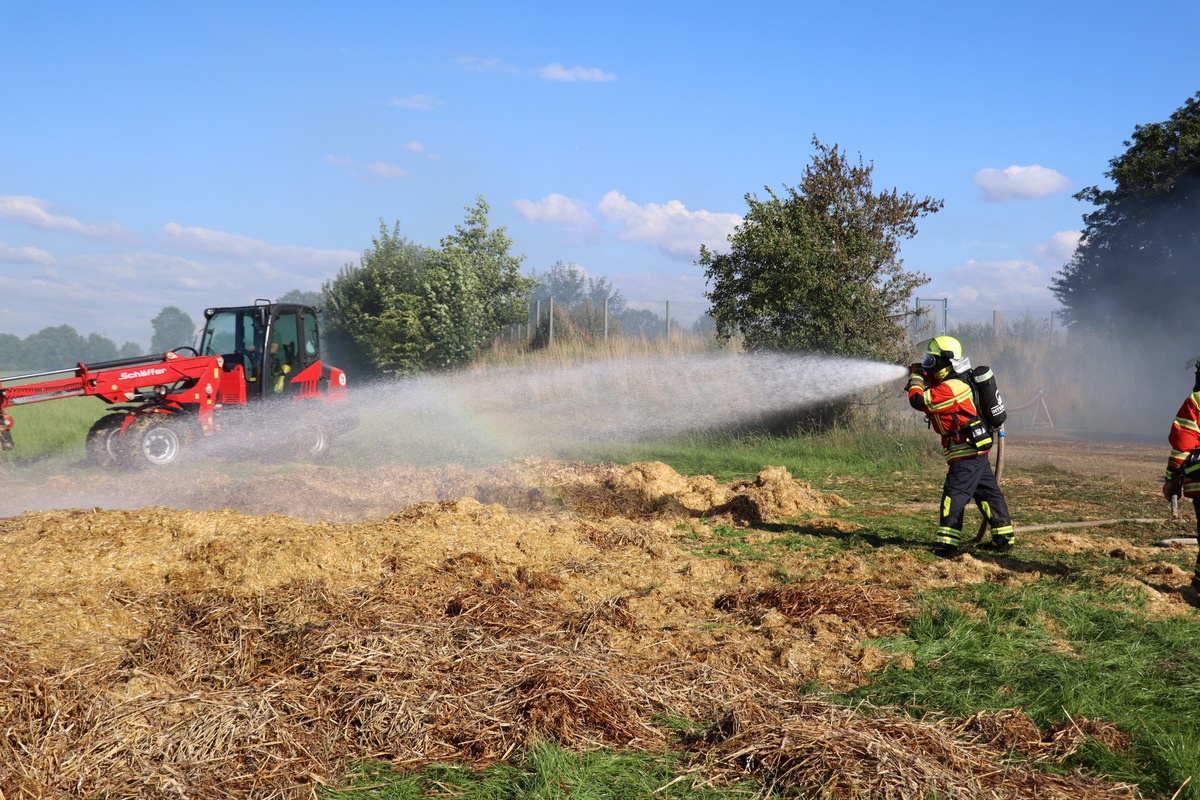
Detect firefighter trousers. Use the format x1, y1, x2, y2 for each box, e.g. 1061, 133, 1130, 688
935, 452, 1013, 548
1191, 498, 1200, 583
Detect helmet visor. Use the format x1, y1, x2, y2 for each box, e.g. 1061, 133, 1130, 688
921, 353, 939, 369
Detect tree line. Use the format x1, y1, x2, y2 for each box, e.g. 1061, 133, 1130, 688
0, 306, 203, 373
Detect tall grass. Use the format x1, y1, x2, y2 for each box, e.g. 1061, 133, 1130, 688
474, 328, 729, 369
0, 395, 101, 465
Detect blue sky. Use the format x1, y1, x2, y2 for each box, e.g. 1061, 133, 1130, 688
2, 1, 1198, 349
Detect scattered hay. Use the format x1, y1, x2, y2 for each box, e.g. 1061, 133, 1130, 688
954, 708, 1132, 764
714, 579, 911, 636
695, 701, 1138, 800
0, 457, 1147, 799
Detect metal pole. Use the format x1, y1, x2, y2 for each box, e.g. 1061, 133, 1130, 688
548, 297, 554, 347
665, 301, 670, 340
604, 297, 609, 342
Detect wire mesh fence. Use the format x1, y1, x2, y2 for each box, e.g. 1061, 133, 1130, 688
496, 299, 715, 347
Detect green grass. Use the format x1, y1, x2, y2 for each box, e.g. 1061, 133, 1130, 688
0, 394, 102, 464
324, 742, 768, 800
574, 423, 941, 485
844, 580, 1200, 798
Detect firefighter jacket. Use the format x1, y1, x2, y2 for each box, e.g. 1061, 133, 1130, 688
908, 374, 993, 463
1167, 391, 1200, 498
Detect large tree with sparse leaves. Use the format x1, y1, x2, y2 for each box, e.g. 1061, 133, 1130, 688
1050, 91, 1200, 336
701, 137, 941, 364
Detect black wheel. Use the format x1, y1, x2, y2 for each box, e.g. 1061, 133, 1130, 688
85, 414, 129, 467
297, 424, 331, 460
121, 416, 192, 468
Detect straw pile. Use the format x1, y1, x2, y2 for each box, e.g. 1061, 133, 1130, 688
0, 459, 1142, 799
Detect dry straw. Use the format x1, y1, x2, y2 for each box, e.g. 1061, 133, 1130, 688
0, 458, 1140, 799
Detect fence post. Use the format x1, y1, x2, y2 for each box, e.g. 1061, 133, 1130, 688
604, 297, 609, 342
548, 297, 554, 347
665, 301, 670, 339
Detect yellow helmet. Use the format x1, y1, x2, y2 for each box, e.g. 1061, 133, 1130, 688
921, 336, 963, 382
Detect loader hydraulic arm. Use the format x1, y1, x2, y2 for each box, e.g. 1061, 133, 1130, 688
0, 350, 228, 450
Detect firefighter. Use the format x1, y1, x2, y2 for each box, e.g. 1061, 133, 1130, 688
906, 335, 1015, 558
1163, 357, 1200, 592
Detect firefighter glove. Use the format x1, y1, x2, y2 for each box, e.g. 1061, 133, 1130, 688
1163, 474, 1183, 500
905, 371, 925, 392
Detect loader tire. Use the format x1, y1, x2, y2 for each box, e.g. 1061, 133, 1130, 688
121, 416, 191, 469
296, 423, 331, 461
85, 414, 129, 468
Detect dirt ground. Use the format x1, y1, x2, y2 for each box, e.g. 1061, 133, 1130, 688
0, 430, 1179, 799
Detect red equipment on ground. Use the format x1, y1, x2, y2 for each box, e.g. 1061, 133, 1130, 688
0, 300, 354, 468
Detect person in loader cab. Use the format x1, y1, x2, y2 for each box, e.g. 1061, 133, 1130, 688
1163, 357, 1200, 593
906, 336, 1014, 558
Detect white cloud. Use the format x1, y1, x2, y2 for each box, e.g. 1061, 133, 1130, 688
0, 241, 54, 265
162, 223, 359, 275
404, 140, 440, 161
326, 154, 408, 180
513, 194, 604, 244
388, 93, 444, 109
456, 56, 508, 73
538, 63, 616, 82
597, 191, 741, 260
366, 161, 409, 179
611, 270, 709, 303
0, 195, 128, 239
1031, 230, 1081, 264
973, 165, 1070, 201
937, 258, 1058, 312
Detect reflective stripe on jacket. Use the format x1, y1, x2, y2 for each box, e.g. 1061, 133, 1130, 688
909, 376, 992, 463
1168, 391, 1200, 497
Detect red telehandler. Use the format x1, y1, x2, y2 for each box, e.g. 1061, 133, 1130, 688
0, 300, 354, 468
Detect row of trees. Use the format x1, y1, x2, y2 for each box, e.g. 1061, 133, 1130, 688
0, 307, 206, 373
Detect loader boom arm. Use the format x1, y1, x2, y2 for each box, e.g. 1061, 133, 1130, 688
0, 351, 227, 445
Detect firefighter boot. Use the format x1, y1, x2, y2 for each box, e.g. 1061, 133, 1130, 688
980, 536, 1014, 554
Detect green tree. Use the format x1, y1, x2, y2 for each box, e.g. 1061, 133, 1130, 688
431, 196, 535, 362
701, 137, 941, 363
323, 221, 435, 376
529, 260, 626, 314
0, 333, 26, 371
82, 333, 119, 363
324, 199, 533, 376
149, 306, 197, 353
420, 197, 533, 369
276, 289, 326, 309
527, 261, 626, 345
22, 325, 88, 370
1050, 91, 1200, 336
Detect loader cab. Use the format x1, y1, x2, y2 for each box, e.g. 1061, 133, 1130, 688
200, 301, 323, 400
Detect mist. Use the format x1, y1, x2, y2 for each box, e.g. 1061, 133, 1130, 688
1, 352, 906, 517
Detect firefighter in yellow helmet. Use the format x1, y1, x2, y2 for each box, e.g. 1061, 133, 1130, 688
906, 335, 1014, 557
1163, 357, 1200, 593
